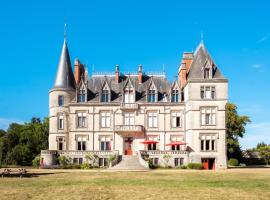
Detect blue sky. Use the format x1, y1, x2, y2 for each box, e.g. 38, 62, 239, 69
0, 0, 269, 149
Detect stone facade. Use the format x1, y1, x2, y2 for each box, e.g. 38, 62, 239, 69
41, 38, 228, 169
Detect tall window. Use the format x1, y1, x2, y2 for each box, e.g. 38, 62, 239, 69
204, 68, 210, 79
201, 86, 215, 99
77, 136, 87, 151
100, 136, 111, 151
78, 89, 86, 102
200, 135, 216, 151
147, 135, 159, 150
171, 112, 181, 128
201, 107, 216, 125
171, 90, 179, 102
101, 90, 109, 102
170, 135, 184, 151
77, 112, 87, 128
57, 137, 64, 150
58, 95, 64, 106
148, 90, 156, 102
124, 113, 135, 125
124, 88, 134, 103
58, 115, 64, 130
101, 112, 111, 128
174, 158, 184, 167
148, 112, 158, 128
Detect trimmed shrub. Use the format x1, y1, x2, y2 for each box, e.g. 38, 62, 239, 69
228, 158, 239, 166
57, 156, 72, 168
80, 163, 90, 169
180, 165, 187, 169
32, 155, 40, 168
187, 163, 203, 169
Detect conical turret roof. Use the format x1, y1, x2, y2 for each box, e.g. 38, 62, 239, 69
53, 38, 76, 89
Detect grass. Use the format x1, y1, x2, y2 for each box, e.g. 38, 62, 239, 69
0, 168, 270, 200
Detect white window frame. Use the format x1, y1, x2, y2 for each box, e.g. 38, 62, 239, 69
148, 112, 158, 128
201, 107, 216, 126
124, 112, 135, 125
200, 134, 217, 152
200, 86, 216, 99
58, 115, 64, 130
100, 112, 111, 128
171, 112, 181, 128
77, 112, 87, 128
76, 136, 87, 151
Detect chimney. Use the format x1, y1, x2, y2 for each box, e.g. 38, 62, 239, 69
178, 63, 187, 88
115, 65, 120, 83
178, 52, 193, 88
138, 64, 143, 84
74, 59, 81, 85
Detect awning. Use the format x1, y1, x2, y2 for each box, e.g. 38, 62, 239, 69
166, 141, 187, 146
141, 140, 159, 144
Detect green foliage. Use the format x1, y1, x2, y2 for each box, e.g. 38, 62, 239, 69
180, 165, 187, 169
256, 142, 267, 149
0, 117, 48, 166
148, 159, 158, 169
57, 156, 72, 168
32, 155, 40, 168
226, 103, 251, 161
187, 163, 203, 169
85, 153, 99, 167
80, 162, 91, 169
163, 154, 172, 167
258, 146, 270, 165
228, 158, 239, 166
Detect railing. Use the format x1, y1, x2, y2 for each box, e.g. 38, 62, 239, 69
120, 103, 139, 110
41, 150, 119, 157
137, 151, 149, 168
140, 150, 188, 155
115, 125, 144, 133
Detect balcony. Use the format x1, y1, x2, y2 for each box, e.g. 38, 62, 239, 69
115, 125, 144, 136
120, 103, 139, 110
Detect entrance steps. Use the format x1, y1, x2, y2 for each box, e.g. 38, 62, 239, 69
110, 155, 148, 170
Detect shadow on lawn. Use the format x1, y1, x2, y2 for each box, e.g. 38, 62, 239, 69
1, 171, 67, 178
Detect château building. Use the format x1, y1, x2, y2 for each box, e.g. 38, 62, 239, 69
41, 36, 228, 170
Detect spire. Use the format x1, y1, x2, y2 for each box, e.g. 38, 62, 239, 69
53, 29, 76, 89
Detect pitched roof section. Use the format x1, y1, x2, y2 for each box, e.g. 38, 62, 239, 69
187, 42, 225, 80
53, 39, 76, 89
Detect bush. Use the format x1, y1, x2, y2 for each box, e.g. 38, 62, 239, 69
32, 155, 40, 168
187, 163, 203, 169
57, 156, 72, 168
148, 159, 158, 169
80, 163, 90, 169
180, 165, 187, 169
228, 158, 239, 166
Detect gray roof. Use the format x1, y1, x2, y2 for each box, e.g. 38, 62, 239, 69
187, 42, 225, 80
53, 39, 76, 89
87, 75, 171, 103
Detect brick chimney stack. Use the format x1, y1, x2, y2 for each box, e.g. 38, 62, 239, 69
138, 64, 143, 84
178, 53, 193, 88
74, 59, 81, 85
115, 65, 120, 83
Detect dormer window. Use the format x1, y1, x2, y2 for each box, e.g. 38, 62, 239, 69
78, 89, 86, 102
204, 68, 210, 79
148, 90, 156, 102
101, 90, 109, 102
124, 88, 134, 103
171, 90, 179, 103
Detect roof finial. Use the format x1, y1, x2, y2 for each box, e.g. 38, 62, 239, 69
200, 31, 204, 44
64, 23, 67, 40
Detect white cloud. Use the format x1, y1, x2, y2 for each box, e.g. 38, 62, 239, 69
0, 118, 24, 130
257, 34, 269, 43
240, 122, 270, 149
252, 64, 262, 69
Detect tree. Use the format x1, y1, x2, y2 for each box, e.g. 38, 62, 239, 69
258, 146, 270, 165
226, 103, 251, 161
256, 142, 267, 149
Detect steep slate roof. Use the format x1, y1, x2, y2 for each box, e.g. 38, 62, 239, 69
53, 38, 76, 89
187, 42, 225, 80
87, 75, 171, 103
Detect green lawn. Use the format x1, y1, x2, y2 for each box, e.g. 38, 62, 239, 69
0, 168, 270, 200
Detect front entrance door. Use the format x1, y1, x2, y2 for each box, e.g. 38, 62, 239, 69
201, 158, 215, 170
124, 137, 133, 155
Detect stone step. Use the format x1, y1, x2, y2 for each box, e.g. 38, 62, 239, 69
110, 155, 148, 170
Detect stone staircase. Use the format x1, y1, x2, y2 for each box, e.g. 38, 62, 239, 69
110, 155, 148, 170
